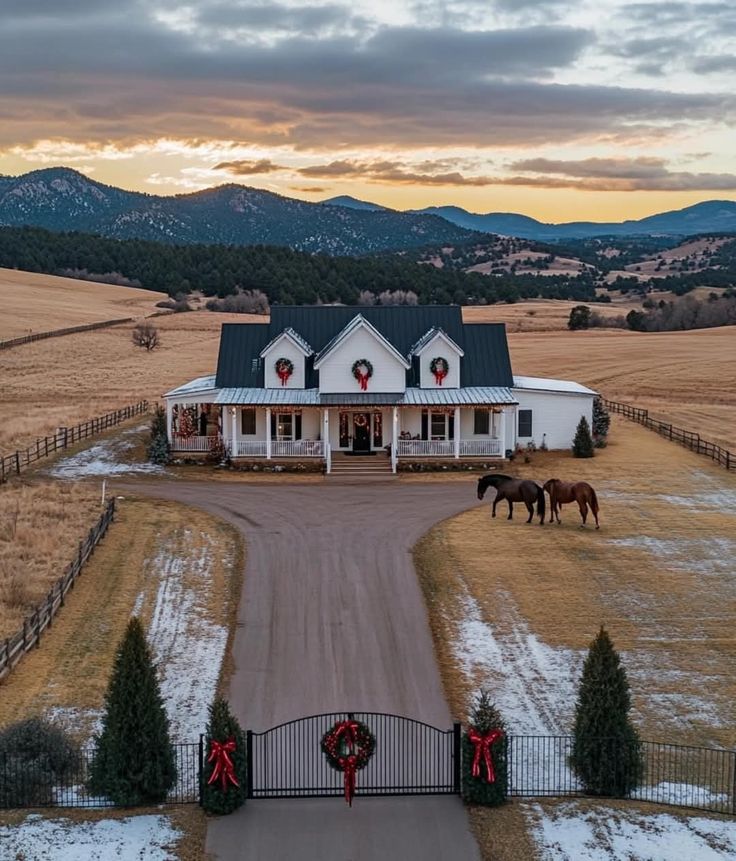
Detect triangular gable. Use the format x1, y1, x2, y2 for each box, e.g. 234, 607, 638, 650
313, 314, 410, 369
259, 327, 313, 358
409, 327, 464, 358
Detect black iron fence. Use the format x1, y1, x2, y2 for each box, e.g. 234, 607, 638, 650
507, 736, 736, 816
1, 729, 733, 817
0, 742, 201, 809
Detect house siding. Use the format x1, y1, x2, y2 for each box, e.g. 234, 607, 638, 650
512, 389, 594, 450
417, 335, 461, 389
262, 337, 306, 389
318, 327, 407, 393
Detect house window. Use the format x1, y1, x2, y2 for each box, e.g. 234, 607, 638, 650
474, 409, 490, 435
270, 411, 303, 440
241, 408, 256, 435
518, 409, 533, 438
430, 412, 448, 440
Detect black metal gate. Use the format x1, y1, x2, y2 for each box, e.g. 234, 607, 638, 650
247, 712, 460, 798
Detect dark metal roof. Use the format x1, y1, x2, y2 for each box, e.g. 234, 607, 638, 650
214, 307, 514, 389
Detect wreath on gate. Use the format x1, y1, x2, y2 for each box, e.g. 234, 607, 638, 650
352, 359, 373, 391
274, 357, 294, 386
321, 718, 376, 806
430, 356, 450, 385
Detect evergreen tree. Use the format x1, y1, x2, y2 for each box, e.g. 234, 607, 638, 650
592, 398, 610, 446
570, 627, 643, 796
461, 690, 507, 806
150, 404, 167, 439
572, 415, 595, 458
568, 304, 592, 330
147, 404, 170, 464
202, 697, 247, 814
89, 617, 176, 805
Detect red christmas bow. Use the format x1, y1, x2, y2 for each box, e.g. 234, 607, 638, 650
277, 365, 291, 386
433, 367, 447, 385
468, 728, 503, 783
207, 737, 240, 792
339, 754, 359, 806
355, 368, 369, 390
332, 719, 361, 752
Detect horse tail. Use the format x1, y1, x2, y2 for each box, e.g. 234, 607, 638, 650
536, 484, 546, 522
589, 485, 599, 516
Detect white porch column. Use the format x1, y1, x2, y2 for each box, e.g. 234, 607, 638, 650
323, 409, 330, 473
266, 407, 272, 459
500, 409, 507, 459
166, 400, 173, 444
454, 407, 461, 459
392, 406, 398, 473
230, 407, 238, 457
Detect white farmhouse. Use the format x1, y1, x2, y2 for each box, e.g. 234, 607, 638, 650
164, 305, 596, 473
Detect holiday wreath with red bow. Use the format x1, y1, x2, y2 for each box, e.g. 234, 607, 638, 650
351, 359, 373, 391
321, 718, 376, 806
275, 357, 294, 386
430, 356, 449, 385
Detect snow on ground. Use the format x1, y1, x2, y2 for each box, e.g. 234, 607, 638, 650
524, 801, 736, 860
0, 814, 181, 861
135, 529, 228, 741
609, 536, 736, 578
453, 586, 582, 735
49, 424, 165, 478
660, 470, 736, 513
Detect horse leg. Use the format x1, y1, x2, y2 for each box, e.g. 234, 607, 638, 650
525, 500, 534, 524
548, 494, 555, 524
578, 500, 588, 527
507, 499, 513, 520
492, 495, 498, 518
555, 502, 561, 525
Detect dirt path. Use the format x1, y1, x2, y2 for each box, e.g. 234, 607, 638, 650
126, 479, 484, 861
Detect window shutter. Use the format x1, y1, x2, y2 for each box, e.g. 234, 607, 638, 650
421, 410, 428, 440
270, 412, 276, 440
448, 413, 455, 440
295, 412, 302, 440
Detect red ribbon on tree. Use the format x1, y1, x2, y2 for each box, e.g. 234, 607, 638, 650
207, 737, 240, 792
468, 728, 504, 783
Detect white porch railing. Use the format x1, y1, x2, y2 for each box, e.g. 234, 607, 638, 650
233, 440, 268, 457
272, 439, 324, 457
396, 439, 504, 457
460, 439, 503, 457
172, 435, 216, 452
397, 439, 455, 457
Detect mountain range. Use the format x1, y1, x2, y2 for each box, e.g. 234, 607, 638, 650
323, 196, 736, 240
0, 169, 734, 255
0, 168, 472, 255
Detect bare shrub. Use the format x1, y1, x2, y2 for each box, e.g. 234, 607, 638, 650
55, 268, 142, 288
132, 321, 160, 351
357, 290, 376, 306
205, 289, 270, 314
155, 294, 191, 312
377, 290, 419, 305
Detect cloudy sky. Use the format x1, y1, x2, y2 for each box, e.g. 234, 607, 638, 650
2, 0, 735, 220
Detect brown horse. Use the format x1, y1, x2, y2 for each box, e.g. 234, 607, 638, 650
543, 478, 600, 528
477, 474, 545, 525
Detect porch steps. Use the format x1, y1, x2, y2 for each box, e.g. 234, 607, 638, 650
328, 453, 395, 479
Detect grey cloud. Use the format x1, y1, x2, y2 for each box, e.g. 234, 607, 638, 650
213, 158, 287, 174
692, 54, 736, 73
297, 158, 497, 186
510, 156, 670, 179
196, 2, 360, 35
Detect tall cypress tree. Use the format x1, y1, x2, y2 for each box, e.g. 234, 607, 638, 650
572, 415, 595, 458
570, 627, 643, 796
202, 697, 247, 814
461, 690, 507, 806
90, 617, 176, 805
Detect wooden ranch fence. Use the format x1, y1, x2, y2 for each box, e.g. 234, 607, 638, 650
0, 498, 116, 682
602, 398, 734, 471
0, 401, 149, 484
0, 317, 135, 351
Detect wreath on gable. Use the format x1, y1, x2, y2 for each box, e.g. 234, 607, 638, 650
430, 357, 450, 385
275, 357, 294, 386
351, 359, 373, 391
321, 718, 376, 806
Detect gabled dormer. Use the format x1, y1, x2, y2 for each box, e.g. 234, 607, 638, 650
260, 327, 313, 389
314, 314, 410, 393
410, 327, 464, 388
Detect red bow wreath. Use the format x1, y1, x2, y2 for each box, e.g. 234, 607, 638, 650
207, 737, 240, 792
467, 727, 504, 783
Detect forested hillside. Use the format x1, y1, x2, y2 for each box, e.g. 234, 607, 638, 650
0, 227, 601, 306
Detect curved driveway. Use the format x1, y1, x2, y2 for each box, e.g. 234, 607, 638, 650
129, 479, 483, 861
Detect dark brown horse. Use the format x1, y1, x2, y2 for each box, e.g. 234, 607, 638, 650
543, 478, 600, 529
477, 474, 545, 525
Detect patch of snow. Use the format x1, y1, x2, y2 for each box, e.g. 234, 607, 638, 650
525, 801, 736, 860
138, 530, 228, 741
49, 424, 164, 478
632, 782, 729, 809
609, 536, 736, 577
45, 706, 104, 747
453, 587, 582, 735
0, 814, 180, 861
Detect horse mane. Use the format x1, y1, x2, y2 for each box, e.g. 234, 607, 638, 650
479, 473, 514, 486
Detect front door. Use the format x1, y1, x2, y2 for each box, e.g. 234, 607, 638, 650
352, 413, 371, 452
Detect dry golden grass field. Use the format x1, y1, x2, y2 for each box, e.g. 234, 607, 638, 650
0, 480, 102, 638
463, 297, 638, 332
0, 268, 168, 340
415, 417, 736, 750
